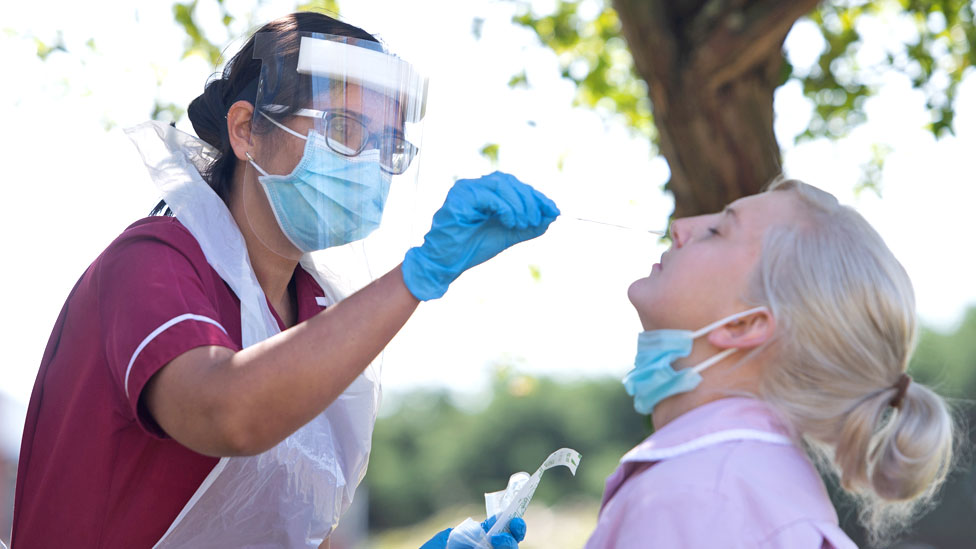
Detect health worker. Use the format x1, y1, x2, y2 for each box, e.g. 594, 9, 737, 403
585, 179, 955, 548
12, 12, 553, 548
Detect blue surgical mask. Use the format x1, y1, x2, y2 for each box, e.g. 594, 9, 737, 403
622, 307, 768, 415
247, 127, 392, 253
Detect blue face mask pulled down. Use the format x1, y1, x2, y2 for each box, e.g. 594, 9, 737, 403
622, 307, 768, 415
248, 125, 391, 253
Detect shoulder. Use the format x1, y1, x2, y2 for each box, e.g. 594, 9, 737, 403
96, 217, 211, 278
642, 436, 828, 497
715, 439, 838, 522
109, 216, 202, 254
624, 441, 838, 543
591, 475, 743, 548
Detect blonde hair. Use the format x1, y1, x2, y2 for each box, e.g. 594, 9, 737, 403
747, 178, 954, 545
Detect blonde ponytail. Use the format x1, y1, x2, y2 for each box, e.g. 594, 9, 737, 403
871, 380, 952, 501
747, 178, 956, 545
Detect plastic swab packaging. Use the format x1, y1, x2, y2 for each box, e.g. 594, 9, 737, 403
446, 448, 582, 548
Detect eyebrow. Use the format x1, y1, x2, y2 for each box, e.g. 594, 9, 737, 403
722, 206, 739, 223
295, 107, 406, 135
296, 107, 373, 126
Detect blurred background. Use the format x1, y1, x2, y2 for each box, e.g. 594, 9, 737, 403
1, 0, 975, 547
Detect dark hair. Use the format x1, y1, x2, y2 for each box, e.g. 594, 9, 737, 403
151, 12, 378, 215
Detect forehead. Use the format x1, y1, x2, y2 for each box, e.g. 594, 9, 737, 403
727, 191, 799, 230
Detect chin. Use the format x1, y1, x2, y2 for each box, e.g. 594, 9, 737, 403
627, 276, 652, 307
628, 275, 671, 329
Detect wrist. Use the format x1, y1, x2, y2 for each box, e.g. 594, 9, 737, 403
401, 247, 453, 301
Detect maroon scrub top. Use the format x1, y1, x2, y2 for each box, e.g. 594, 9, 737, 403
13, 216, 329, 548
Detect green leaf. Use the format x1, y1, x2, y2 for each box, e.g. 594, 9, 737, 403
151, 101, 187, 125
172, 0, 223, 66
508, 71, 529, 88
34, 33, 66, 60
855, 142, 892, 197
480, 143, 500, 165
297, 0, 341, 15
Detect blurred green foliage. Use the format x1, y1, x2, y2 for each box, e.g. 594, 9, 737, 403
368, 309, 976, 546
297, 0, 341, 16
34, 32, 66, 60
806, 0, 976, 142
367, 369, 650, 530
510, 0, 975, 144
508, 0, 975, 193
511, 1, 654, 140
911, 307, 976, 399
172, 0, 233, 67
479, 143, 501, 166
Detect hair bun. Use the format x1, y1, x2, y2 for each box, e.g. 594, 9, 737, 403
188, 78, 231, 149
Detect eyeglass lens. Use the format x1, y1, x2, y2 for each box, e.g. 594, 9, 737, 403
325, 114, 415, 174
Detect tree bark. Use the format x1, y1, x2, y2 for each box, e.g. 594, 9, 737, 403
612, 0, 822, 218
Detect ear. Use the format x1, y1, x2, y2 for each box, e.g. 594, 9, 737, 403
706, 309, 775, 350
226, 100, 254, 162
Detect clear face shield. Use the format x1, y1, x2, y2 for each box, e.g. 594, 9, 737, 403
242, 31, 428, 271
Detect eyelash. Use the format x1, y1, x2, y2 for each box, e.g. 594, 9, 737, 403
707, 227, 720, 236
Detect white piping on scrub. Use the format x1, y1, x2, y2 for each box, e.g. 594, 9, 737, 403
124, 314, 227, 400
621, 428, 793, 463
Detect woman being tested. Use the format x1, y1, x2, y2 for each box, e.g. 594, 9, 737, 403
586, 179, 954, 548
13, 12, 550, 548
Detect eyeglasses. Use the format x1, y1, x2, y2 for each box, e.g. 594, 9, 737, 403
289, 107, 418, 175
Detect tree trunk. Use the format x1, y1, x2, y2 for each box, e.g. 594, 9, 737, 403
612, 0, 822, 218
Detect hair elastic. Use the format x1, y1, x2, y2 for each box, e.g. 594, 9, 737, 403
889, 373, 912, 409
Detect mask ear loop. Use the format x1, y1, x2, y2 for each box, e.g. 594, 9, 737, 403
689, 306, 770, 374
691, 348, 738, 374
245, 111, 312, 178
245, 152, 270, 177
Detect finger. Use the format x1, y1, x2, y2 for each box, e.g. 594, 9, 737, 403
533, 190, 561, 220
508, 222, 553, 245
489, 533, 519, 549
504, 177, 545, 229
419, 528, 452, 549
455, 176, 516, 227
517, 185, 543, 228
485, 171, 543, 229
491, 177, 530, 228
509, 518, 527, 542
480, 514, 498, 532
449, 179, 509, 226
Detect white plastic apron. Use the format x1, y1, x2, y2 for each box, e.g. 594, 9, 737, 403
125, 121, 380, 548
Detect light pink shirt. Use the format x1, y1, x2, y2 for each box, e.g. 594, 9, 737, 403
585, 398, 857, 549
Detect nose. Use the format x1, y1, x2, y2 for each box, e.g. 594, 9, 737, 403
670, 218, 687, 248
670, 214, 715, 248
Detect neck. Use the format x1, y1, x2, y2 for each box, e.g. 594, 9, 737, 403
227, 178, 300, 324
652, 390, 724, 430
650, 344, 765, 430
249, 246, 298, 309
243, 226, 300, 328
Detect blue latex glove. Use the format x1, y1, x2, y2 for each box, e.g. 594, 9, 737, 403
402, 171, 560, 301
419, 516, 527, 549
